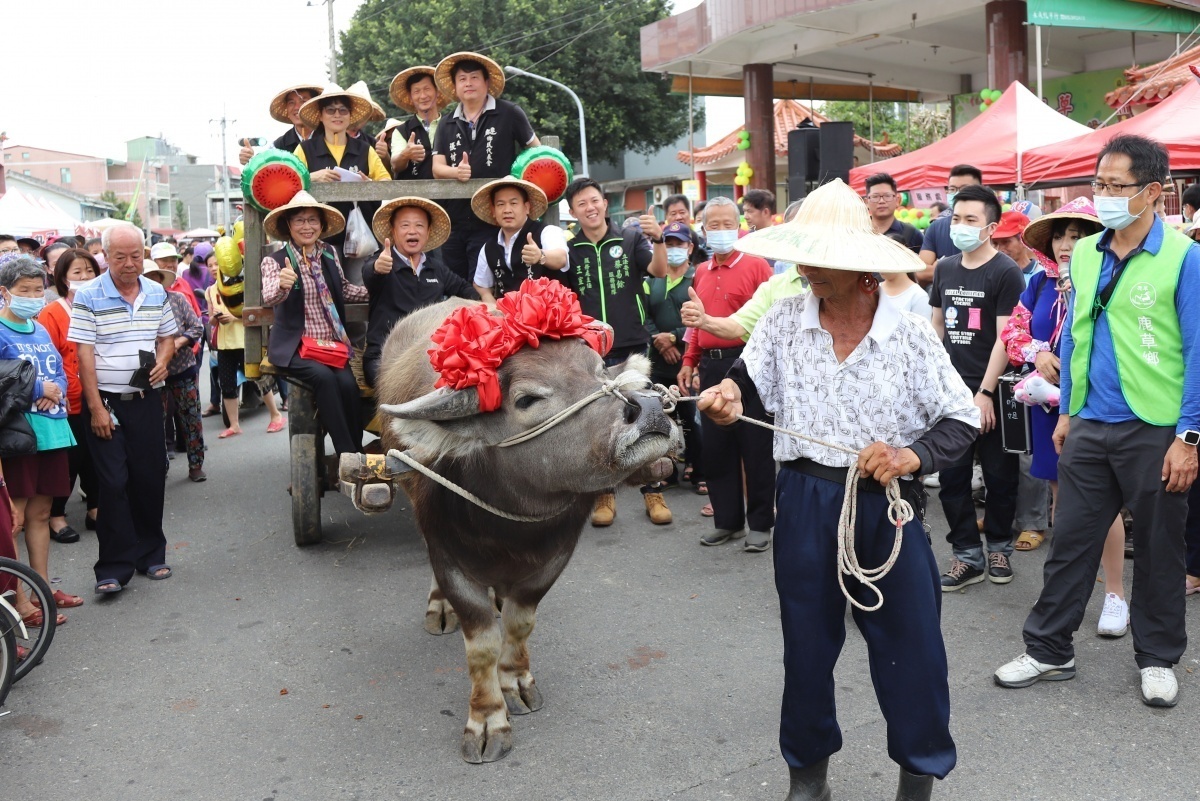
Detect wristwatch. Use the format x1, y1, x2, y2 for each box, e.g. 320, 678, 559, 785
1179, 430, 1200, 446
977, 388, 995, 399
649, 234, 664, 244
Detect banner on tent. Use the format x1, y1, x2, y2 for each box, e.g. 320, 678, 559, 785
1029, 0, 1200, 35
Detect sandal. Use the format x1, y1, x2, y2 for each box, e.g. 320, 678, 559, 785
695, 480, 708, 496
22, 608, 67, 627
1187, 576, 1200, 596
682, 466, 694, 483
32, 589, 84, 609
1014, 530, 1046, 551
138, 564, 172, 581
266, 417, 286, 434
218, 427, 241, 439
95, 578, 123, 595
700, 503, 714, 518
201, 405, 219, 417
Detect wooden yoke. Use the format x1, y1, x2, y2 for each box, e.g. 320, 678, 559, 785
243, 136, 562, 374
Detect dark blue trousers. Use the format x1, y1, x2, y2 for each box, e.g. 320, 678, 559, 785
775, 466, 956, 779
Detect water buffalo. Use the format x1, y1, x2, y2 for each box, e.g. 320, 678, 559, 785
374, 298, 681, 763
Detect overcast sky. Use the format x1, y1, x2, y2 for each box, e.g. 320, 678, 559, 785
5, 0, 728, 168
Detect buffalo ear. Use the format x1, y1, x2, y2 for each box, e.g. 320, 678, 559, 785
606, 352, 651, 380
380, 387, 481, 421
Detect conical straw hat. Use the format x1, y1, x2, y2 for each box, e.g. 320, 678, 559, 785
347, 80, 386, 122
263, 190, 346, 241
734, 178, 924, 274
298, 83, 376, 130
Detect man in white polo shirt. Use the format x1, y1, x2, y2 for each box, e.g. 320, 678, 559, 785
68, 222, 178, 594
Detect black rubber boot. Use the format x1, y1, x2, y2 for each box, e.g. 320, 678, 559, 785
895, 768, 933, 801
784, 758, 832, 801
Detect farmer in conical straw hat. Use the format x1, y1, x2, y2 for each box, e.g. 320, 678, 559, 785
698, 178, 979, 801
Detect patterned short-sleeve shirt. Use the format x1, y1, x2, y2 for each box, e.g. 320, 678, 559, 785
743, 291, 979, 467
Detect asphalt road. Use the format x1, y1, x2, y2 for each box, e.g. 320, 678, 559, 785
2, 400, 1198, 801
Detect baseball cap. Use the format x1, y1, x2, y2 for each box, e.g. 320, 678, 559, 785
150, 242, 181, 261
662, 221, 692, 242
992, 211, 1031, 239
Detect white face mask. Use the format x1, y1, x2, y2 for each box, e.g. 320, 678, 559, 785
949, 224, 987, 254
707, 229, 738, 254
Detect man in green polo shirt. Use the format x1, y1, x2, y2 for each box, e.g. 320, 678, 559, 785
680, 262, 808, 343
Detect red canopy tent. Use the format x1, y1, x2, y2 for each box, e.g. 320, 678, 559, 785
849, 82, 1092, 193
1022, 75, 1200, 189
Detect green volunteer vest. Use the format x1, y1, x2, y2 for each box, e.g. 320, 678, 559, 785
1068, 225, 1190, 425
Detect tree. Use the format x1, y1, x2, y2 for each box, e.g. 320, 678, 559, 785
339, 0, 699, 167
820, 101, 949, 154
99, 190, 143, 229
173, 199, 189, 230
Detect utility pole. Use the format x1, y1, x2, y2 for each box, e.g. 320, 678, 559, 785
211, 111, 235, 231
308, 0, 337, 83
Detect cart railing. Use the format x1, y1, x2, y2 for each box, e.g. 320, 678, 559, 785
241, 136, 562, 375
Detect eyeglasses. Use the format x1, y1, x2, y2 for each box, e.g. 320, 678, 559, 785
323, 105, 351, 116
291, 218, 323, 229
1090, 181, 1147, 196
866, 193, 896, 202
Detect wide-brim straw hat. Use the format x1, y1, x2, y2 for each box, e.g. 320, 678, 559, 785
269, 84, 323, 125
263, 190, 346, 242
1021, 196, 1102, 262
389, 66, 452, 113
379, 118, 404, 140
734, 179, 924, 274
347, 80, 386, 123
142, 259, 176, 285
372, 197, 452, 252
470, 178, 549, 227
298, 83, 376, 130
435, 52, 505, 100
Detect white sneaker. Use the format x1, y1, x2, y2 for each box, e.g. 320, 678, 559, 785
1140, 666, 1179, 707
922, 472, 941, 488
994, 653, 1076, 688
1097, 593, 1129, 638
971, 464, 984, 491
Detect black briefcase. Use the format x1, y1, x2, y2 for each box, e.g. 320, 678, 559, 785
998, 370, 1031, 455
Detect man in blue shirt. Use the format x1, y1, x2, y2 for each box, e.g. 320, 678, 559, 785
995, 134, 1200, 708
918, 164, 982, 285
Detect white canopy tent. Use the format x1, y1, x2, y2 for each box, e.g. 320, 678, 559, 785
0, 185, 87, 241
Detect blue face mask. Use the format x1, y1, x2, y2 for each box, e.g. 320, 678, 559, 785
6, 294, 45, 320
666, 246, 689, 266
949, 223, 987, 254
945, 192, 957, 210
1094, 186, 1147, 231
707, 229, 738, 254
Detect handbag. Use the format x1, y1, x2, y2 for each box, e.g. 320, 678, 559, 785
299, 336, 351, 369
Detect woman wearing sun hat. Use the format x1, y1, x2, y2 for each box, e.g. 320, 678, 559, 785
359, 197, 477, 388
698, 179, 979, 801
293, 83, 392, 260
260, 190, 368, 456
430, 51, 541, 279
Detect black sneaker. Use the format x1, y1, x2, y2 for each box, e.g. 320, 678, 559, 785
987, 552, 1014, 584
941, 559, 985, 592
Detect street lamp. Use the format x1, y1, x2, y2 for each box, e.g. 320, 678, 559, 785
504, 66, 588, 177
307, 0, 336, 84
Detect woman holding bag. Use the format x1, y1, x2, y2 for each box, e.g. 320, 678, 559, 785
260, 191, 368, 455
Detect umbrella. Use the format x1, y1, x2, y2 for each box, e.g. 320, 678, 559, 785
183, 228, 221, 239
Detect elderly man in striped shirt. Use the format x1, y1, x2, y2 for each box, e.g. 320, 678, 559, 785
68, 223, 178, 595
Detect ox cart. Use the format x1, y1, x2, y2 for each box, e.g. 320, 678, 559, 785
241, 151, 561, 546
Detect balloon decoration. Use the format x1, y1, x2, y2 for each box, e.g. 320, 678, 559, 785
736, 130, 751, 151
735, 161, 754, 187
893, 206, 933, 231
241, 149, 310, 215
510, 145, 574, 204
978, 87, 1002, 113
214, 235, 245, 317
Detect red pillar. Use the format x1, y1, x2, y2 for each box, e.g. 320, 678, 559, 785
986, 0, 1028, 90
696, 170, 707, 201
743, 64, 775, 193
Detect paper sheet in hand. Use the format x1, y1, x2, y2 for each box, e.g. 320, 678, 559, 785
333, 167, 365, 182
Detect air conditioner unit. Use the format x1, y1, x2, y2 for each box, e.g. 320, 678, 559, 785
651, 184, 672, 206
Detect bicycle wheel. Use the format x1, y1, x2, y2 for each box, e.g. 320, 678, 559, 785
0, 601, 15, 706
0, 557, 56, 682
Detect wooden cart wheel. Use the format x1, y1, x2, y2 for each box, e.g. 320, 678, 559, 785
288, 384, 324, 546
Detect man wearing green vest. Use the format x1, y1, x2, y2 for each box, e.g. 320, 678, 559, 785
995, 134, 1200, 709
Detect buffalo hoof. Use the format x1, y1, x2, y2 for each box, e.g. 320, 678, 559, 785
424, 599, 460, 635
504, 681, 544, 716
461, 722, 513, 763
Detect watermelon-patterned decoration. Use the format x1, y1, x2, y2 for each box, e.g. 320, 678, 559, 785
510, 146, 574, 204
241, 149, 310, 215
214, 236, 243, 279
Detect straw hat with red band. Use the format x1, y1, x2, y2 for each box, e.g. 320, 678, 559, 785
269, 84, 323, 125
263, 190, 346, 242
298, 83, 377, 130
389, 66, 452, 113
435, 52, 505, 100
372, 196, 452, 251
1021, 196, 1102, 274
470, 178, 549, 227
